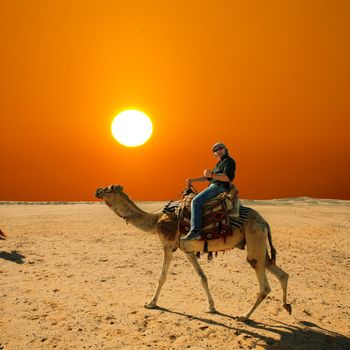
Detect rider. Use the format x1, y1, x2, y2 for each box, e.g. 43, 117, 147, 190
180, 142, 236, 241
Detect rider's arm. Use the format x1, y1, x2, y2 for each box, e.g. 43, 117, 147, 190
204, 169, 230, 182
188, 176, 208, 182
211, 173, 230, 182
206, 158, 235, 182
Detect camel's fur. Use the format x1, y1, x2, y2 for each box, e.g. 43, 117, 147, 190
95, 184, 291, 320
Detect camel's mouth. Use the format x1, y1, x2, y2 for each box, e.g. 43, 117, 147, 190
95, 185, 123, 199
95, 187, 109, 199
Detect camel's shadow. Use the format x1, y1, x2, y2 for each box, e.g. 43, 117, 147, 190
153, 307, 350, 349
242, 318, 350, 350
0, 250, 25, 264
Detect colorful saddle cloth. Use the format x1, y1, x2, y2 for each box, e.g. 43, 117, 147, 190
177, 190, 233, 241
229, 206, 250, 230
162, 186, 248, 242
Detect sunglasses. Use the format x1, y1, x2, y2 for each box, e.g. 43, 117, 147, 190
213, 146, 224, 152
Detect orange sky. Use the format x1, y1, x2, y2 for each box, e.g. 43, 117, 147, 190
1, 0, 349, 201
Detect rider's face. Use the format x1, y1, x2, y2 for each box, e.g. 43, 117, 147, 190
213, 147, 226, 158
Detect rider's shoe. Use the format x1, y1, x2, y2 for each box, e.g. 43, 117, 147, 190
180, 230, 201, 241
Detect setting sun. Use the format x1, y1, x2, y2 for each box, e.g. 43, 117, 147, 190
111, 110, 153, 147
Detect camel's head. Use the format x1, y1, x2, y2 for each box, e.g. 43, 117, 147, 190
95, 185, 124, 203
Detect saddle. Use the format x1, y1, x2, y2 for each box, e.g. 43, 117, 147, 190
176, 184, 241, 241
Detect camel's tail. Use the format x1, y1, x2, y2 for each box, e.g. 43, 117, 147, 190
266, 223, 276, 264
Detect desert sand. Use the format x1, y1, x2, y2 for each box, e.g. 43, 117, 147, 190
1, 198, 349, 349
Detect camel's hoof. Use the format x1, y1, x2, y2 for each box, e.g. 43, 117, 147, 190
144, 302, 157, 309
283, 303, 292, 315
236, 314, 250, 322
207, 306, 217, 314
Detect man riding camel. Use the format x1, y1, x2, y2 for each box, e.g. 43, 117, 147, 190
181, 142, 236, 241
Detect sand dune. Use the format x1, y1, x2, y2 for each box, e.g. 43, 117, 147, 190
1, 199, 349, 349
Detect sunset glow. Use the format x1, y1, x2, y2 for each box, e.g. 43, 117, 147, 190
0, 1, 349, 201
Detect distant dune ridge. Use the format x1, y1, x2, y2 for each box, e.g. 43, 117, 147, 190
1, 199, 349, 349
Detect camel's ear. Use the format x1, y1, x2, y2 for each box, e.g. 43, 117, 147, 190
112, 185, 123, 193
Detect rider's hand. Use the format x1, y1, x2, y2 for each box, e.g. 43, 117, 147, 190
204, 169, 212, 177
186, 178, 192, 186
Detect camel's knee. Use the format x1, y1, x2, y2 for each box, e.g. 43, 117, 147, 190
273, 266, 289, 281
267, 264, 289, 285
247, 257, 258, 269
278, 270, 289, 285
260, 285, 271, 299
281, 272, 289, 284
157, 273, 167, 285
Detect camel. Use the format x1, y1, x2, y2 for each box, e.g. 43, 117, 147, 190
95, 184, 292, 320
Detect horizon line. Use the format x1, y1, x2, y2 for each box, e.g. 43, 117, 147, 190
1, 196, 349, 206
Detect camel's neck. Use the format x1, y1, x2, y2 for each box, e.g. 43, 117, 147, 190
108, 194, 160, 234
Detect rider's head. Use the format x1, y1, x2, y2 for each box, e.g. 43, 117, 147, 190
212, 142, 227, 153
212, 142, 227, 159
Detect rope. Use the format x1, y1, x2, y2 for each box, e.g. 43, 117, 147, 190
149, 205, 166, 214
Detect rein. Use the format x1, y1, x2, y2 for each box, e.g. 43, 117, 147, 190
105, 185, 199, 225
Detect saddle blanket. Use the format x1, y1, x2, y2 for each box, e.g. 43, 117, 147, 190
163, 199, 250, 241
229, 206, 250, 230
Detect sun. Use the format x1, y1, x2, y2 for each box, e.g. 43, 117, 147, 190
111, 110, 153, 147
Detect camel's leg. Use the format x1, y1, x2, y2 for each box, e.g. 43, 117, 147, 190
145, 246, 173, 309
266, 263, 292, 314
185, 252, 216, 313
238, 257, 271, 321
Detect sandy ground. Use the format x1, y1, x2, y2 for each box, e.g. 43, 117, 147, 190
1, 199, 350, 349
